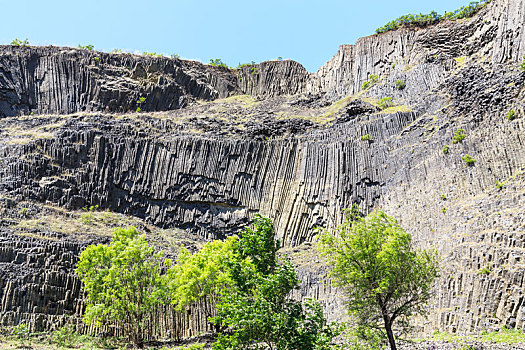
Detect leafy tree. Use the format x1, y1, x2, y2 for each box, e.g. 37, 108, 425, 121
76, 227, 169, 348
168, 236, 243, 328
317, 210, 439, 350
212, 215, 342, 350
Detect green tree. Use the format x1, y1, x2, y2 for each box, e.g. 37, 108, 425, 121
317, 210, 439, 350
76, 227, 169, 348
168, 235, 243, 329
212, 215, 342, 350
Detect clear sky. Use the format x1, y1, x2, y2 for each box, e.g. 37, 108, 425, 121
1, 0, 476, 72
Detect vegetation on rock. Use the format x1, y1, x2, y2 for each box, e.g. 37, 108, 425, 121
375, 0, 491, 34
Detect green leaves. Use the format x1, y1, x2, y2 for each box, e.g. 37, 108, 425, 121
75, 227, 169, 346
317, 210, 440, 349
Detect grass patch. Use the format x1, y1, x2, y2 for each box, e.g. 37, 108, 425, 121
428, 329, 525, 345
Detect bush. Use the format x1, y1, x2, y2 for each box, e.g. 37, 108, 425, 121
209, 58, 229, 68
506, 109, 516, 120
376, 0, 491, 34
462, 154, 476, 166
442, 145, 450, 154
452, 129, 466, 144
11, 38, 29, 47
360, 134, 372, 141
78, 44, 94, 51
361, 74, 379, 90
395, 80, 406, 90
378, 97, 394, 110
136, 96, 146, 112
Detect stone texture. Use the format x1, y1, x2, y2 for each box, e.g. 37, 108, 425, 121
0, 0, 525, 343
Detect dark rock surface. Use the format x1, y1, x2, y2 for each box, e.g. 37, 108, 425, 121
1, 0, 525, 344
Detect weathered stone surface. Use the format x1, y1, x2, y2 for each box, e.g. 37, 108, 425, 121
0, 0, 525, 342
0, 46, 238, 117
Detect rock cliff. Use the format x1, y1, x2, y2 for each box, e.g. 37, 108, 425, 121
1, 0, 525, 340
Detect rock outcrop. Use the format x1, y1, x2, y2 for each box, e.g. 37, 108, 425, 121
1, 0, 525, 340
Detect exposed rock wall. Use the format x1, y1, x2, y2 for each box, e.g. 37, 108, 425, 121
0, 46, 238, 117
1, 0, 525, 340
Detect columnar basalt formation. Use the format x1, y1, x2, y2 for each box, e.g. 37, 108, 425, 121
1, 0, 525, 339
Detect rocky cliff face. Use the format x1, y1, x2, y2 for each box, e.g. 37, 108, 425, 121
1, 0, 525, 339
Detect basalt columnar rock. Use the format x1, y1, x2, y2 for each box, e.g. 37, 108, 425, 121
1, 0, 525, 342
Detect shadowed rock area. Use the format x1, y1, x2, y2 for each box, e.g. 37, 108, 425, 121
1, 0, 525, 344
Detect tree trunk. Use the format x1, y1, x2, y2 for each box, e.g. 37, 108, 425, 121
385, 322, 397, 350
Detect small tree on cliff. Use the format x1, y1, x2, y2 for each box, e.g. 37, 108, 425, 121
317, 210, 439, 350
76, 227, 169, 348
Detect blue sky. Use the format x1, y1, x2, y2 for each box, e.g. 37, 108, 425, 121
1, 0, 475, 72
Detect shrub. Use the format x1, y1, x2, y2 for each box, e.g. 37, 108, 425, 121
462, 154, 476, 166
93, 56, 100, 62
51, 325, 78, 348
452, 129, 466, 144
11, 38, 29, 47
521, 56, 525, 72
378, 97, 394, 110
477, 263, 491, 275
442, 145, 450, 154
375, 0, 491, 34
361, 74, 379, 90
506, 109, 516, 120
78, 44, 94, 51
209, 58, 229, 68
136, 96, 146, 112
442, 207, 447, 214
360, 134, 372, 141
395, 79, 406, 90
111, 48, 123, 53
496, 181, 504, 190
440, 194, 447, 201
171, 53, 181, 59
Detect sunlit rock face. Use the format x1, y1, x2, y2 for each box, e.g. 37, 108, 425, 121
1, 0, 525, 337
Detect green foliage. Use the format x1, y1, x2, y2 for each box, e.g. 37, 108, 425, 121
505, 109, 516, 120
317, 210, 439, 350
378, 97, 394, 110
442, 145, 450, 154
395, 80, 406, 90
136, 96, 146, 112
51, 324, 78, 348
442, 207, 447, 214
277, 56, 283, 61
81, 205, 99, 225
496, 181, 505, 190
10, 38, 29, 47
521, 56, 525, 71
440, 194, 447, 201
111, 48, 123, 53
462, 154, 476, 166
143, 52, 163, 57
452, 129, 466, 144
360, 134, 372, 141
11, 323, 30, 339
78, 44, 95, 51
18, 207, 29, 217
168, 235, 240, 315
212, 215, 342, 350
361, 74, 379, 90
375, 0, 491, 34
171, 54, 181, 59
94, 56, 101, 62
76, 227, 169, 347
209, 58, 229, 68
250, 66, 258, 75
477, 263, 491, 275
